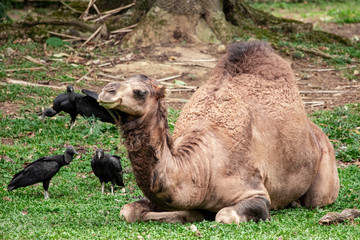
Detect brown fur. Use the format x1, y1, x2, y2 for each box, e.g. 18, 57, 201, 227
98, 41, 339, 224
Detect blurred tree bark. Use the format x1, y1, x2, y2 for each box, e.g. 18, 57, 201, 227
0, 0, 351, 47
121, 0, 351, 47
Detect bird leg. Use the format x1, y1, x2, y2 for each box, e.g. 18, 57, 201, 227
44, 190, 50, 199
43, 180, 51, 199
101, 182, 105, 194
89, 121, 95, 134
111, 183, 114, 195
70, 121, 76, 130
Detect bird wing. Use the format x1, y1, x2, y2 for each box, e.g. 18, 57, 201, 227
108, 155, 123, 171
8, 157, 60, 189
108, 155, 124, 186
51, 93, 68, 112
76, 96, 114, 123
81, 89, 98, 100
59, 100, 76, 114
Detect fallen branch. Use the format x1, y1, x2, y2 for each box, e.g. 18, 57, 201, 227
48, 31, 86, 41
60, 0, 83, 14
157, 74, 183, 82
79, 0, 97, 20
302, 65, 358, 72
5, 78, 63, 90
160, 82, 198, 89
76, 68, 95, 82
5, 67, 47, 72
110, 23, 138, 34
183, 59, 218, 62
96, 78, 116, 83
93, 2, 136, 22
81, 24, 103, 48
24, 56, 45, 65
165, 98, 189, 103
171, 62, 213, 68
98, 72, 123, 80
92, 3, 101, 15
303, 101, 325, 105
169, 88, 196, 92
98, 62, 112, 67
297, 46, 335, 59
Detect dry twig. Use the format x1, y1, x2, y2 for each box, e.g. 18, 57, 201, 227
157, 74, 183, 82
166, 98, 189, 103
77, 68, 95, 82
79, 0, 97, 20
5, 78, 63, 90
302, 65, 358, 72
48, 31, 86, 41
81, 24, 104, 48
5, 67, 47, 72
93, 2, 136, 22
60, 1, 83, 14
24, 56, 45, 65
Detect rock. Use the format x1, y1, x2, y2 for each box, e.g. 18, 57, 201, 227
319, 209, 360, 225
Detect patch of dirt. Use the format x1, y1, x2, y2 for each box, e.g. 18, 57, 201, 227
272, 9, 360, 41
318, 22, 360, 41
0, 102, 19, 116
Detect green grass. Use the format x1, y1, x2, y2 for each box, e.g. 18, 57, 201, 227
311, 104, 360, 162
250, 0, 360, 24
0, 84, 359, 239
0, 40, 93, 87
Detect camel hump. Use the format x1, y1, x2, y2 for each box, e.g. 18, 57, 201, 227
219, 41, 289, 79
226, 41, 272, 64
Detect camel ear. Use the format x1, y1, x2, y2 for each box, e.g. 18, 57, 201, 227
155, 86, 167, 99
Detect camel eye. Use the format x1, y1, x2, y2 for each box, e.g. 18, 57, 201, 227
133, 89, 148, 100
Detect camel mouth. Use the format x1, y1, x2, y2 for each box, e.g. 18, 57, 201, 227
98, 97, 122, 109
98, 101, 119, 109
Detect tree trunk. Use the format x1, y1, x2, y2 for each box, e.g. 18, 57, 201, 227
122, 0, 351, 47
122, 0, 234, 47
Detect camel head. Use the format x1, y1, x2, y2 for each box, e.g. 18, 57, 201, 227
98, 75, 166, 118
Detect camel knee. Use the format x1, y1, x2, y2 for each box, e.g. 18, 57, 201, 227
215, 196, 271, 224
120, 198, 159, 222
120, 203, 143, 222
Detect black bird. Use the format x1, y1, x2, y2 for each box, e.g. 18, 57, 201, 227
76, 89, 115, 124
91, 149, 124, 194
41, 85, 82, 129
42, 86, 114, 129
8, 146, 77, 199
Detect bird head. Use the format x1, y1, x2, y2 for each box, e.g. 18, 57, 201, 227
95, 148, 104, 160
66, 85, 74, 93
64, 146, 77, 163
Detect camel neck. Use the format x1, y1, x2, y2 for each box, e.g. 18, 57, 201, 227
121, 104, 173, 200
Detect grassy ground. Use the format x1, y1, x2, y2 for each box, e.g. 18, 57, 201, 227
250, 0, 360, 24
1, 1, 360, 239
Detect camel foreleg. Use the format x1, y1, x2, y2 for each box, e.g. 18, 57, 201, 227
120, 198, 208, 223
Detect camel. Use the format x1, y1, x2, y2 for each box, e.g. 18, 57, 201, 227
98, 41, 339, 224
